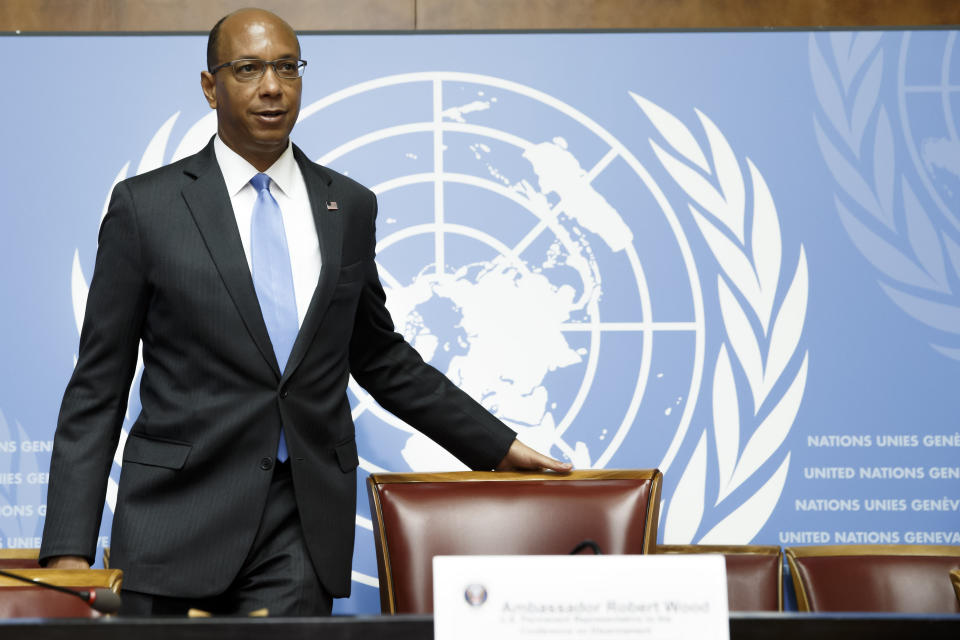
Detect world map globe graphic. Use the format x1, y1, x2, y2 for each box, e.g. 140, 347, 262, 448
291, 72, 707, 593
898, 31, 960, 229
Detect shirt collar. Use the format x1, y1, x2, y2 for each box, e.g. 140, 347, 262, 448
213, 135, 297, 197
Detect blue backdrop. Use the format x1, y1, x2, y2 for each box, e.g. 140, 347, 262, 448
0, 30, 958, 613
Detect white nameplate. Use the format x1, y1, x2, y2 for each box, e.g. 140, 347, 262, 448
434, 554, 729, 640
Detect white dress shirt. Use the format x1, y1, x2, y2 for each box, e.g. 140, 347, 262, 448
214, 135, 321, 327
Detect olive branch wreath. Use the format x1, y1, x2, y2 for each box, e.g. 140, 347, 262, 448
632, 94, 809, 544
810, 32, 960, 360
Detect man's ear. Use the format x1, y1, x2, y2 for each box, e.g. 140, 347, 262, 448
200, 71, 217, 109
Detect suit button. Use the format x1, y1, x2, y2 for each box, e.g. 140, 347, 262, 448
279, 386, 289, 399
260, 457, 274, 471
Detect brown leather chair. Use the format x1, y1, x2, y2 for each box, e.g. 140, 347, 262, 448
0, 569, 122, 618
0, 548, 41, 570
656, 544, 782, 611
786, 545, 960, 613
367, 469, 662, 613
950, 569, 960, 605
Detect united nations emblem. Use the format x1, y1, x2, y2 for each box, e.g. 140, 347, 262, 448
464, 583, 488, 607
74, 71, 807, 606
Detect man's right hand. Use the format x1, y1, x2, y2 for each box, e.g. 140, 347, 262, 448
496, 438, 573, 472
46, 556, 90, 570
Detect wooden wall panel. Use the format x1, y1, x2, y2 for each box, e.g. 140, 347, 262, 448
1, 0, 957, 32
415, 0, 960, 30
0, 0, 415, 32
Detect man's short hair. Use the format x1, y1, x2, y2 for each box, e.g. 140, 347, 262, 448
206, 13, 230, 71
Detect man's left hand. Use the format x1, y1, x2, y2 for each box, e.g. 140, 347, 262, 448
495, 439, 573, 472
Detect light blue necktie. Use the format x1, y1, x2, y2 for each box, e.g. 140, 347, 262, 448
250, 173, 296, 462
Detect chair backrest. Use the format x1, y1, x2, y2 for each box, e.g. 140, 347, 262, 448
0, 569, 123, 618
367, 469, 662, 614
786, 545, 960, 613
951, 570, 960, 605
0, 548, 40, 570
656, 544, 782, 611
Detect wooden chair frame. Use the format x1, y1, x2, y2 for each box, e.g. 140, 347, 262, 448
367, 469, 662, 614
0, 549, 40, 561
0, 568, 123, 618
0, 548, 41, 570
786, 544, 960, 612
0, 568, 123, 593
656, 544, 783, 611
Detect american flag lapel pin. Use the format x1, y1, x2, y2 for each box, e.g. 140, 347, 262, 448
326, 201, 339, 211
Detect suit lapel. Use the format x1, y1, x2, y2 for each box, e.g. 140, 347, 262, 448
282, 146, 343, 381
180, 140, 281, 377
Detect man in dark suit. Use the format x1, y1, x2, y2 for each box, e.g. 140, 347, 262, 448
40, 8, 568, 616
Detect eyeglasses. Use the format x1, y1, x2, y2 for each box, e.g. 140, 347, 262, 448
209, 58, 307, 81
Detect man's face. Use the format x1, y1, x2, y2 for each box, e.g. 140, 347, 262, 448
201, 11, 302, 169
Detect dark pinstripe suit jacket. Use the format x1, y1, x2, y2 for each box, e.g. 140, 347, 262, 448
39, 139, 515, 598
